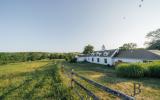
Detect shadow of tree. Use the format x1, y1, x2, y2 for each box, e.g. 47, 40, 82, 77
23, 76, 46, 99
65, 62, 160, 92
0, 64, 50, 99
0, 78, 32, 99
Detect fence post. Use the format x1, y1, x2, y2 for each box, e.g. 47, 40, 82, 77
71, 69, 74, 89
61, 65, 64, 73
132, 83, 141, 97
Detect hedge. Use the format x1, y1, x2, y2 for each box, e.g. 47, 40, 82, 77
116, 61, 160, 78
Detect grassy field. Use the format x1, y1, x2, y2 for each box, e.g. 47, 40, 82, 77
0, 60, 74, 100
1, 60, 160, 100
63, 62, 160, 100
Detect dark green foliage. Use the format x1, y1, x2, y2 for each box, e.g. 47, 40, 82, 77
69, 58, 77, 63
83, 44, 94, 54
116, 61, 160, 78
0, 52, 78, 65
119, 43, 137, 50
147, 62, 160, 78
146, 28, 160, 50
147, 40, 160, 50
116, 64, 144, 78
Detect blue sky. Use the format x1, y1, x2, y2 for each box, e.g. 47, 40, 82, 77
0, 0, 160, 52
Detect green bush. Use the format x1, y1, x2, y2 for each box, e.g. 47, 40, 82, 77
116, 61, 160, 78
116, 63, 144, 78
147, 62, 160, 78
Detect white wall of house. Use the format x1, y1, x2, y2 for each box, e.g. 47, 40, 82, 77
77, 57, 86, 62
77, 56, 145, 66
107, 58, 113, 65
113, 58, 143, 64
78, 56, 113, 65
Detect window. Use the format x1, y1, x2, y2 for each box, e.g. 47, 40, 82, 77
104, 59, 107, 63
92, 58, 94, 62
97, 58, 100, 62
104, 52, 108, 56
91, 53, 94, 56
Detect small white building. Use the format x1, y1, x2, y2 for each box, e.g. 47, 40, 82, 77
77, 49, 160, 66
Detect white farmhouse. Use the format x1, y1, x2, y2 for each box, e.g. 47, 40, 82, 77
76, 49, 160, 66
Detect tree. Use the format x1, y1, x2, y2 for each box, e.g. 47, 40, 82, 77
145, 28, 160, 50
83, 45, 94, 54
119, 43, 137, 50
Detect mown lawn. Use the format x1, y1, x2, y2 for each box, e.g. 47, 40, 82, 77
63, 62, 160, 100
0, 60, 74, 100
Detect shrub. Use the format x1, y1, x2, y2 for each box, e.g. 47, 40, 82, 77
116, 61, 160, 78
116, 63, 144, 78
69, 58, 77, 63
147, 62, 160, 78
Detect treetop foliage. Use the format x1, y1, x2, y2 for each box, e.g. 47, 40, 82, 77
146, 28, 160, 50
83, 44, 94, 54
0, 52, 78, 65
119, 43, 137, 50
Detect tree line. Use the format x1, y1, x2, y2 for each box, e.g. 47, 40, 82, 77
83, 28, 160, 54
0, 52, 78, 65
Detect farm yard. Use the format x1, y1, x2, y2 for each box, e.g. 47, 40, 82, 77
0, 59, 160, 100
63, 62, 160, 100
1, 0, 160, 100
0, 60, 74, 100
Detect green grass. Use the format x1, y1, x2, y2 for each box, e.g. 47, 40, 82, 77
116, 61, 160, 78
1, 60, 160, 100
116, 63, 145, 78
0, 60, 74, 100
63, 62, 160, 100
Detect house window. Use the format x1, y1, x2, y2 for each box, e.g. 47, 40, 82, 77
92, 58, 94, 62
104, 52, 108, 56
104, 59, 107, 63
97, 58, 100, 62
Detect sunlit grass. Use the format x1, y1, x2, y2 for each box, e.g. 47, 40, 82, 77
0, 60, 73, 100
63, 62, 160, 100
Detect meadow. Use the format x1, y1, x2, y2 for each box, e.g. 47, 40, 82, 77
0, 60, 74, 100
1, 60, 160, 100
63, 62, 160, 100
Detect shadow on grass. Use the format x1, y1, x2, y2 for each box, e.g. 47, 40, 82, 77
0, 62, 74, 100
23, 76, 46, 99
0, 63, 51, 80
0, 64, 51, 99
64, 62, 160, 91
0, 78, 32, 99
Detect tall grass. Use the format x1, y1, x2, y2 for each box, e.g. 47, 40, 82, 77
0, 61, 74, 100
116, 61, 160, 78
146, 62, 160, 78
116, 63, 144, 78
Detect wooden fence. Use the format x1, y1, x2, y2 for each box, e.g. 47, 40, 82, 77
61, 66, 141, 100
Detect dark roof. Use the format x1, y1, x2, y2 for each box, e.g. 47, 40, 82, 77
78, 49, 116, 57
77, 54, 90, 57
114, 49, 160, 60
93, 50, 116, 57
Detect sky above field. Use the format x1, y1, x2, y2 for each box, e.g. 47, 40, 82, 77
0, 0, 160, 52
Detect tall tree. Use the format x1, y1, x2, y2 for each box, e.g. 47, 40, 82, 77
145, 28, 160, 50
83, 45, 94, 54
119, 43, 137, 50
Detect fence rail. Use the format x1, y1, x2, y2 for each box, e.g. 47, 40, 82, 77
61, 66, 140, 100
71, 71, 135, 100
72, 79, 100, 100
